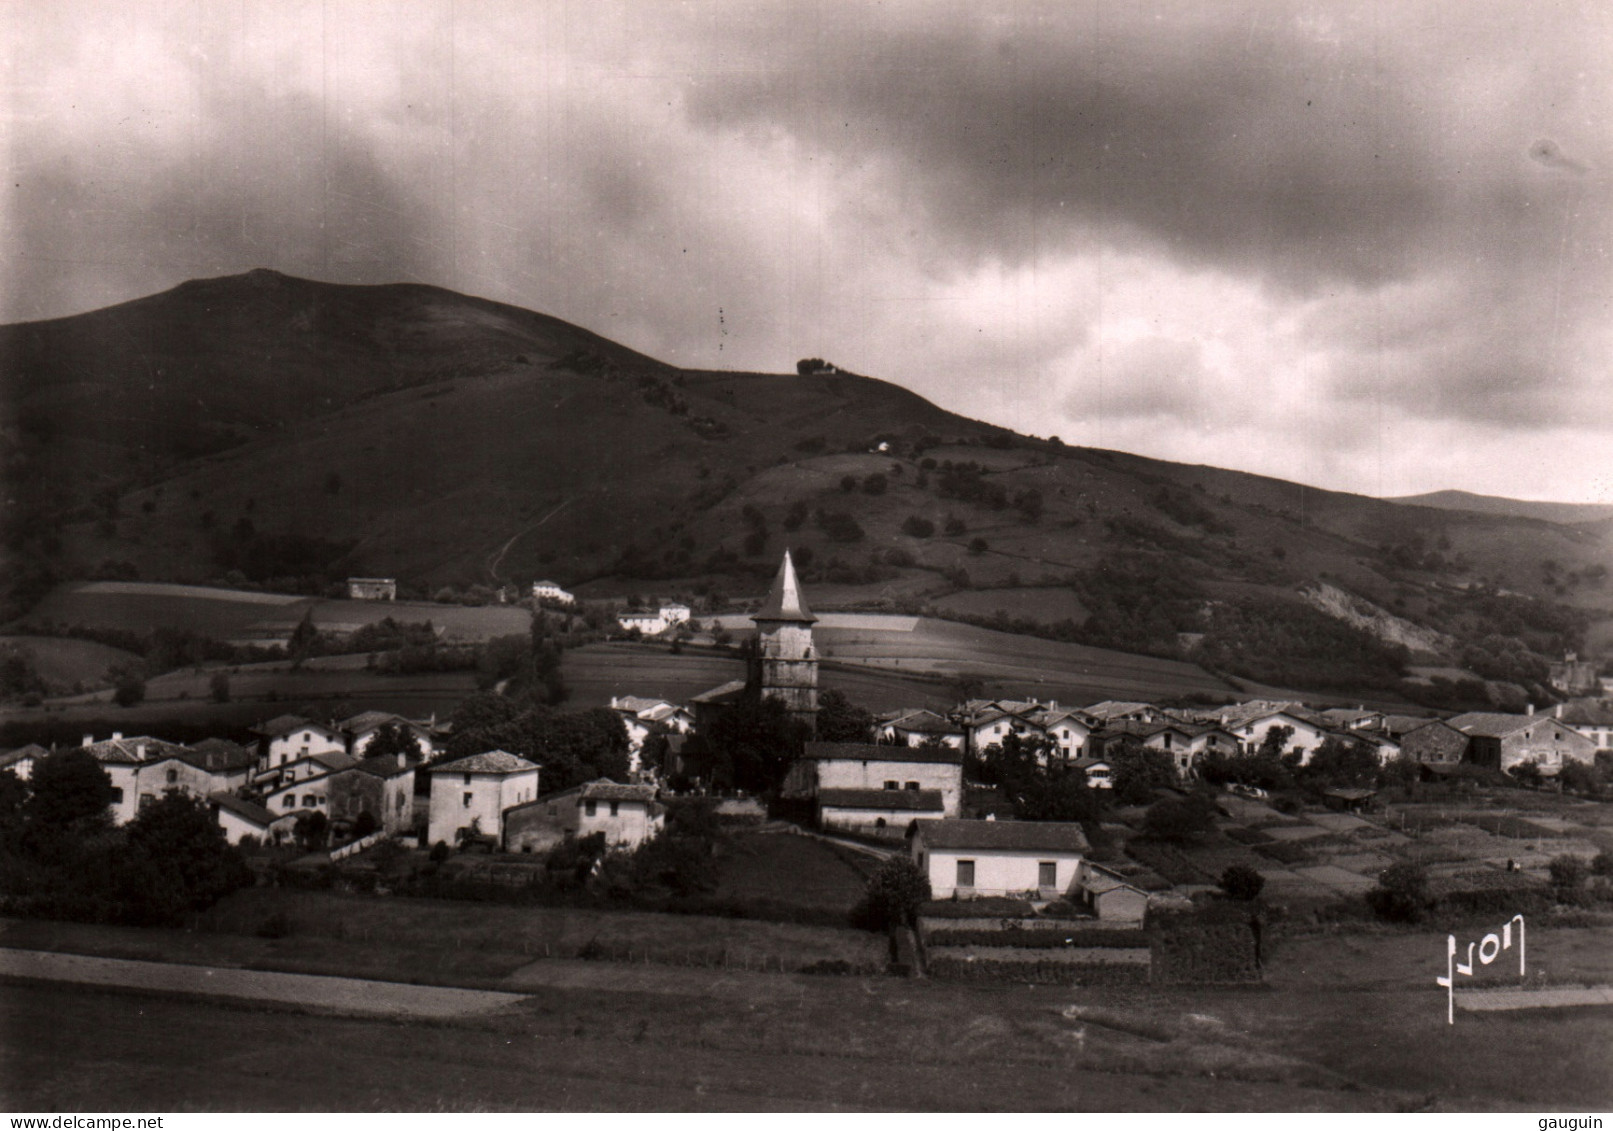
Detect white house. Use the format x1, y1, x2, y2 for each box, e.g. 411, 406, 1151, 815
1073, 755, 1113, 789
263, 773, 334, 817
1214, 705, 1327, 763
531, 580, 576, 606
347, 577, 397, 600
608, 696, 694, 771
0, 744, 48, 781
782, 741, 964, 817
80, 734, 193, 825
1031, 708, 1094, 763
211, 792, 295, 845
878, 710, 967, 751
616, 602, 692, 636
132, 755, 235, 816
912, 819, 1089, 899
339, 711, 433, 759
426, 749, 540, 848
254, 715, 346, 777
504, 779, 663, 853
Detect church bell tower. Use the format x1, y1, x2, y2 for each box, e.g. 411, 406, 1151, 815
751, 550, 819, 730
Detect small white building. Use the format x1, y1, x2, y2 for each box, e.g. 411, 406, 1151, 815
0, 744, 48, 781
79, 734, 194, 825
531, 580, 577, 606
426, 749, 540, 848
1073, 755, 1113, 789
616, 602, 692, 637
504, 779, 663, 854
878, 710, 966, 751
817, 787, 945, 834
339, 711, 433, 760
1075, 860, 1150, 924
912, 819, 1089, 900
211, 792, 295, 845
347, 577, 397, 601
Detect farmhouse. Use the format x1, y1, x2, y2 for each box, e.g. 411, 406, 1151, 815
960, 707, 1047, 756
326, 753, 418, 835
340, 710, 433, 759
263, 773, 333, 816
616, 602, 692, 636
132, 755, 232, 813
503, 779, 663, 854
912, 819, 1088, 900
1560, 699, 1613, 752
609, 696, 694, 770
346, 577, 397, 601
426, 749, 540, 848
1081, 701, 1161, 725
1398, 720, 1471, 769
1449, 709, 1597, 775
211, 793, 295, 846
1213, 704, 1326, 763
1074, 860, 1150, 924
816, 787, 945, 834
80, 734, 193, 824
782, 741, 963, 817
531, 580, 576, 606
1032, 707, 1094, 763
0, 744, 48, 780
1085, 721, 1234, 776
878, 709, 966, 750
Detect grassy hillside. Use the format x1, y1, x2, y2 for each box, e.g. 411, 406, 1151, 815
4, 270, 1607, 705
1388, 490, 1613, 525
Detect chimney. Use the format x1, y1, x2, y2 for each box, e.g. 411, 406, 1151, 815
111, 731, 122, 742
398, 752, 407, 769
82, 734, 93, 747
136, 742, 147, 761
1555, 704, 1563, 719
1526, 703, 1534, 716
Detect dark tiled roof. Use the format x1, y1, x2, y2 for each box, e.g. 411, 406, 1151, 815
917, 819, 1089, 854
429, 749, 539, 775
1449, 712, 1543, 738
83, 737, 191, 765
353, 753, 419, 778
0, 744, 48, 769
209, 791, 278, 826
801, 741, 964, 766
691, 680, 749, 705
818, 788, 944, 812
254, 714, 317, 737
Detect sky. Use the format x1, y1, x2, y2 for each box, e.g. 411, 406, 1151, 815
3, 0, 1610, 503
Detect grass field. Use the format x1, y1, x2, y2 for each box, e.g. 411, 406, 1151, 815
0, 634, 142, 692
15, 581, 531, 644
932, 587, 1089, 626
3, 912, 1609, 1111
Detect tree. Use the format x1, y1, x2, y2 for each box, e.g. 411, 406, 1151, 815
1508, 761, 1543, 788
796, 358, 828, 376
1017, 767, 1100, 822
1301, 736, 1380, 789
1367, 862, 1431, 923
1557, 760, 1602, 798
1108, 740, 1177, 806
1142, 794, 1217, 843
209, 671, 231, 704
24, 749, 117, 848
287, 609, 323, 664
1220, 864, 1266, 901
851, 855, 932, 931
365, 721, 423, 764
121, 792, 252, 921
112, 668, 146, 708
901, 515, 935, 538
1549, 853, 1589, 899
685, 695, 809, 793
816, 689, 875, 743
862, 473, 887, 496
294, 810, 329, 849
971, 733, 1053, 798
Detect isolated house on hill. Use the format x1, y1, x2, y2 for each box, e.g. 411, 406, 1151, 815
912, 819, 1088, 899
426, 749, 540, 848
1449, 709, 1597, 775
782, 741, 964, 817
346, 577, 397, 601
531, 580, 576, 606
504, 779, 663, 854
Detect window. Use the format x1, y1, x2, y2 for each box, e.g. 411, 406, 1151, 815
1038, 861, 1057, 889
905, 781, 919, 791
283, 795, 296, 809
109, 788, 123, 803
166, 768, 178, 784
609, 801, 619, 817
462, 792, 473, 808
884, 780, 898, 790
585, 800, 597, 816
305, 795, 319, 807
139, 793, 155, 810
463, 773, 472, 785
956, 860, 975, 888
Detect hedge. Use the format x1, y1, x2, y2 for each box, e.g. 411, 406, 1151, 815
917, 897, 1036, 919
1149, 903, 1263, 985
924, 927, 1151, 949
927, 956, 1150, 985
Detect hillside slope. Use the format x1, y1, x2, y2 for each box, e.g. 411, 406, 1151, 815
1387, 490, 1613, 525
3, 270, 1608, 703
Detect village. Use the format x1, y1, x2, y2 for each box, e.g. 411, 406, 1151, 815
4, 551, 1610, 957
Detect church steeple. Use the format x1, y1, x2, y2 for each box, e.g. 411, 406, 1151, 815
750, 550, 819, 728
754, 550, 816, 625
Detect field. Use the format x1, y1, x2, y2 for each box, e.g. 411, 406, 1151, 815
0, 634, 142, 692
3, 908, 1610, 1111
15, 581, 532, 645
931, 586, 1089, 627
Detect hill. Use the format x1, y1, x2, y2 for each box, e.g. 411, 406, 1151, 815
1387, 490, 1613, 525
3, 270, 1608, 706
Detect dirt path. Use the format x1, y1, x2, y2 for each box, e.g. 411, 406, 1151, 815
0, 946, 527, 1019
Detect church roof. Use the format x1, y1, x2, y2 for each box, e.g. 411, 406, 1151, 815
753, 551, 816, 624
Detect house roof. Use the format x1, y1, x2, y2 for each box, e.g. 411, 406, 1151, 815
82, 737, 192, 765
1316, 708, 1381, 727
308, 751, 358, 772
818, 788, 944, 812
1072, 756, 1112, 770
1448, 712, 1547, 738
0, 744, 48, 769
917, 819, 1089, 854
353, 753, 419, 779
254, 714, 337, 739
886, 710, 963, 735
801, 741, 964, 766
691, 679, 749, 705
429, 749, 539, 775
1081, 867, 1147, 896
339, 710, 419, 734
209, 791, 279, 827
1380, 713, 1439, 737
1081, 700, 1156, 722
612, 696, 671, 715
1560, 699, 1613, 726
752, 550, 816, 623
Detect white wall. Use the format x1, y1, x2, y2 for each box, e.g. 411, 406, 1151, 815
913, 841, 1083, 899
817, 759, 962, 817
427, 768, 539, 847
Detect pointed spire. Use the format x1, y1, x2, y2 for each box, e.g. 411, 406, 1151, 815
752, 550, 816, 624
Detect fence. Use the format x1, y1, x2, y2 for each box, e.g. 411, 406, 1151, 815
330, 831, 387, 862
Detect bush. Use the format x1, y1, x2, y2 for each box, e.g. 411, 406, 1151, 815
1141, 794, 1217, 842
1591, 851, 1613, 878
1367, 862, 1431, 923
1549, 853, 1589, 897
901, 515, 935, 539
862, 473, 887, 496
851, 856, 932, 931
1219, 864, 1265, 901
429, 840, 450, 863
925, 928, 1150, 949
